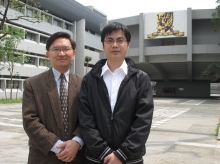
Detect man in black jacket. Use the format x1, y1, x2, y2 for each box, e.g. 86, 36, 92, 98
78, 22, 154, 164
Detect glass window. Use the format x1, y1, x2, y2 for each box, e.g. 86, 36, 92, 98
26, 8, 34, 17
14, 54, 22, 63
53, 19, 61, 27
39, 58, 51, 67
13, 81, 19, 89
41, 14, 50, 23
65, 23, 71, 31
6, 80, 19, 89
6, 81, 11, 89
25, 32, 36, 41
0, 0, 4, 6
15, 6, 23, 13
24, 56, 35, 65
40, 36, 48, 44
9, 1, 24, 13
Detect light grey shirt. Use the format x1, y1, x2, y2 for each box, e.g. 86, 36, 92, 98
50, 67, 83, 154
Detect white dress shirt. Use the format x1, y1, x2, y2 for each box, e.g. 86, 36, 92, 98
50, 67, 83, 154
101, 60, 128, 111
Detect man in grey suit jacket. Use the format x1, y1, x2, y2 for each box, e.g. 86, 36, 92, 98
22, 32, 84, 164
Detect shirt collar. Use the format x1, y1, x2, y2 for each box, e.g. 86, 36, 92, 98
101, 60, 127, 76
101, 61, 109, 76
120, 60, 128, 75
52, 67, 70, 82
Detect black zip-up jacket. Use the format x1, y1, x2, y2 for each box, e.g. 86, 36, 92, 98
78, 58, 154, 164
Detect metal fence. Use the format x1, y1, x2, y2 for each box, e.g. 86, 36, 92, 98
210, 83, 220, 95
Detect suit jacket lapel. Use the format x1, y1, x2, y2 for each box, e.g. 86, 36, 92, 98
68, 73, 78, 138
46, 68, 65, 139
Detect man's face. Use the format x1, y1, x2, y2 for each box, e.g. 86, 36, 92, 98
103, 30, 130, 63
46, 38, 75, 73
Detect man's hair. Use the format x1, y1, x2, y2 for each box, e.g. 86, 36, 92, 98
101, 22, 131, 43
46, 32, 76, 51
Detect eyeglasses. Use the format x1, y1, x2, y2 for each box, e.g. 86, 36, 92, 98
104, 38, 127, 45
49, 46, 73, 53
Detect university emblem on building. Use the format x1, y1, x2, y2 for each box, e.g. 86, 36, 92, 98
147, 12, 184, 38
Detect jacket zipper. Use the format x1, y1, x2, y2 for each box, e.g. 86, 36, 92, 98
99, 77, 115, 148
111, 112, 114, 149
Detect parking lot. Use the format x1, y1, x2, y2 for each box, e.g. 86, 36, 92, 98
0, 97, 220, 164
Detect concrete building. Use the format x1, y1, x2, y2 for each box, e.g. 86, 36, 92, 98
0, 0, 219, 98
101, 8, 220, 97
0, 0, 107, 99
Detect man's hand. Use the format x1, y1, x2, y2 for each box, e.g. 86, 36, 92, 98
56, 140, 80, 162
104, 153, 122, 164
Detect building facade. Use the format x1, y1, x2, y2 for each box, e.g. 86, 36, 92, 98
0, 0, 106, 99
0, 0, 219, 99
101, 8, 220, 97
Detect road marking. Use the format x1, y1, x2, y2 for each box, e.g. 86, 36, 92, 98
0, 118, 22, 121
151, 108, 190, 129
0, 122, 22, 128
179, 100, 206, 105
154, 99, 180, 103
175, 142, 220, 149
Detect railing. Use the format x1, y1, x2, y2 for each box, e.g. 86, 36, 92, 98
210, 83, 220, 96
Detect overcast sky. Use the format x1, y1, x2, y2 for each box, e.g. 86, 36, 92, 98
76, 0, 217, 20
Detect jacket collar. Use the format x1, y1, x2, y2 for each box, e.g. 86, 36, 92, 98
90, 58, 139, 78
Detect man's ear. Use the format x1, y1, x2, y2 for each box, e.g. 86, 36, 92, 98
72, 50, 76, 59
127, 42, 130, 49
46, 51, 50, 58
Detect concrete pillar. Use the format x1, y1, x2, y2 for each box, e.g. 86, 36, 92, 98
36, 57, 39, 67
37, 34, 40, 43
51, 16, 54, 25
70, 21, 76, 73
4, 79, 6, 91
18, 80, 22, 90
187, 8, 192, 61
139, 13, 145, 63
61, 20, 65, 29
187, 8, 192, 81
21, 80, 24, 91
99, 20, 108, 60
0, 79, 3, 89
75, 19, 85, 76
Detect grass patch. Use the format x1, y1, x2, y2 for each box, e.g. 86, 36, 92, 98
216, 119, 220, 136
0, 98, 22, 104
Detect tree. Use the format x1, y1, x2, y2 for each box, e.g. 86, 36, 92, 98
84, 56, 92, 73
14, 71, 20, 99
0, 25, 29, 99
201, 63, 220, 79
0, 0, 48, 39
201, 1, 220, 79
0, 0, 48, 99
212, 0, 220, 34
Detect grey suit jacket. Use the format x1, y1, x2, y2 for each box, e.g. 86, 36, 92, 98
22, 68, 84, 164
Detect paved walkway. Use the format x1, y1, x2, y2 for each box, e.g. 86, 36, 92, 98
0, 97, 220, 164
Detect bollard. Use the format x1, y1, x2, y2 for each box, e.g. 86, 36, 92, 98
217, 127, 220, 140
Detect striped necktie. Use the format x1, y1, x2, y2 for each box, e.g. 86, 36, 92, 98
60, 73, 68, 139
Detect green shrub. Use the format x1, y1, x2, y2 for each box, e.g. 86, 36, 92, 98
216, 120, 220, 136
0, 98, 22, 104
